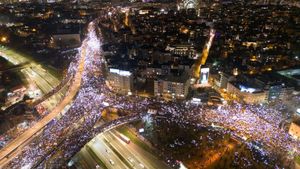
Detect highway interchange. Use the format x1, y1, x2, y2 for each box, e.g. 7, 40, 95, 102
71, 116, 171, 169
0, 9, 299, 169
0, 46, 65, 110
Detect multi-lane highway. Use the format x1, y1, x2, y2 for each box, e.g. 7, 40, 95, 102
0, 10, 299, 169
0, 31, 86, 167
89, 134, 129, 169
104, 130, 171, 169
72, 128, 171, 169
0, 47, 65, 110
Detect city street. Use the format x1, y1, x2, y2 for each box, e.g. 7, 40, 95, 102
0, 32, 86, 167
104, 130, 171, 169
0, 8, 299, 168
72, 127, 171, 169
0, 47, 65, 111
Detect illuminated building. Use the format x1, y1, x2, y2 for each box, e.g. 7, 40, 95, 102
107, 68, 133, 95
278, 69, 300, 86
199, 67, 209, 85
177, 0, 201, 16
154, 71, 190, 99
49, 34, 81, 49
165, 44, 197, 59
219, 72, 230, 89
227, 82, 267, 104
220, 72, 295, 103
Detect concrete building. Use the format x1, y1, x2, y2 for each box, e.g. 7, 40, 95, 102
154, 71, 190, 100
227, 82, 267, 104
49, 34, 81, 49
107, 68, 133, 95
219, 73, 295, 104
278, 69, 300, 87
165, 44, 197, 59
219, 72, 230, 89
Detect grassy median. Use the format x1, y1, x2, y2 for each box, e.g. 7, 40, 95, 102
85, 145, 108, 169
116, 126, 155, 154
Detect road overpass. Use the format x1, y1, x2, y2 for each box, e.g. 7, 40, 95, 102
0, 47, 65, 111
0, 35, 87, 167
1, 12, 300, 169
0, 62, 30, 73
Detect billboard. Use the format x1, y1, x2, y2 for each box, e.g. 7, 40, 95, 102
199, 68, 209, 85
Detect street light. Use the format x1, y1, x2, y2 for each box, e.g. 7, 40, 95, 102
1, 36, 7, 43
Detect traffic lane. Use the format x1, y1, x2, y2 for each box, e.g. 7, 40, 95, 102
76, 146, 99, 169
103, 131, 147, 169
88, 136, 129, 169
95, 135, 129, 169
111, 130, 171, 169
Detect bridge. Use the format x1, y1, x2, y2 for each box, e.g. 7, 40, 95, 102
0, 9, 299, 169
0, 62, 30, 73
29, 73, 73, 108
31, 112, 143, 168
0, 24, 87, 167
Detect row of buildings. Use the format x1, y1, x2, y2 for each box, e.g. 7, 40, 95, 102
214, 69, 299, 104
106, 67, 191, 100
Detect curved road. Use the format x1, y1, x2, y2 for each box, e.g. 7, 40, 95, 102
0, 10, 299, 168
0, 23, 88, 167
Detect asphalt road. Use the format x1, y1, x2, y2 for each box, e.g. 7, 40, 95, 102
89, 134, 129, 169
0, 47, 64, 111
72, 128, 171, 169
0, 43, 86, 167
104, 130, 171, 169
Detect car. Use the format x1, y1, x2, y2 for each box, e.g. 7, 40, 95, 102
128, 157, 134, 164
109, 159, 115, 165
139, 163, 145, 169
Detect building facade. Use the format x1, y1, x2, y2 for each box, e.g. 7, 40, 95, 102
107, 68, 133, 95
165, 44, 197, 59
154, 75, 190, 100
227, 82, 267, 104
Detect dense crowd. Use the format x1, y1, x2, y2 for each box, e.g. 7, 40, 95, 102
2, 12, 300, 169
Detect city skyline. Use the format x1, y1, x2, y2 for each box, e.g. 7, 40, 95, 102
0, 0, 299, 169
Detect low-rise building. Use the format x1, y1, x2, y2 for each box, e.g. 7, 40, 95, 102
107, 68, 133, 95
49, 34, 81, 49
154, 71, 190, 100
227, 82, 267, 104
165, 44, 197, 59
219, 73, 295, 104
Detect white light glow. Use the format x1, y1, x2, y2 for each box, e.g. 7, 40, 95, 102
240, 85, 256, 93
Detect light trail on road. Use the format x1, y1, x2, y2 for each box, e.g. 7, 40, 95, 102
0, 10, 299, 169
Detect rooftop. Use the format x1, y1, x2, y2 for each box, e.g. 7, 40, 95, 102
157, 70, 189, 83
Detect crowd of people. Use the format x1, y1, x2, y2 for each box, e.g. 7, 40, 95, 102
2, 10, 300, 169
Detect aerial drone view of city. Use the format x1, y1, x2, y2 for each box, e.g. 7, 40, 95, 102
0, 0, 300, 168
